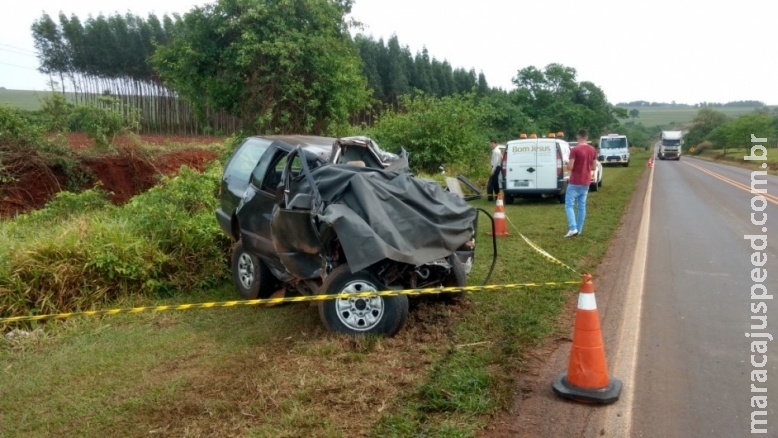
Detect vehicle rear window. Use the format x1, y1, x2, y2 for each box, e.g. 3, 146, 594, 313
224, 138, 272, 183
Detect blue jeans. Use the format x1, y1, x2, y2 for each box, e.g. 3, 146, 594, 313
565, 184, 589, 233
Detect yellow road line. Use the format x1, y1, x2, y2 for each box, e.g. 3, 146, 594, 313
685, 161, 778, 205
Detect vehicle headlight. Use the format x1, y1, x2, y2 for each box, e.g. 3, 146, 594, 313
622, 154, 627, 159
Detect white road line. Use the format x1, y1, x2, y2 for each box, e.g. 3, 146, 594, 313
599, 158, 655, 436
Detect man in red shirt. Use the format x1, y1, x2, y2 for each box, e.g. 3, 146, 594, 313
564, 129, 599, 238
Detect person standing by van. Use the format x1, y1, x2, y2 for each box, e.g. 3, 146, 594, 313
564, 129, 598, 238
487, 139, 502, 202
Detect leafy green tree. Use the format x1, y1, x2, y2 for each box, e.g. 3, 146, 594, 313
685, 108, 728, 147
477, 72, 489, 96
511, 64, 619, 138
706, 124, 731, 149
152, 0, 369, 135
629, 108, 640, 120
725, 113, 776, 148
368, 92, 489, 174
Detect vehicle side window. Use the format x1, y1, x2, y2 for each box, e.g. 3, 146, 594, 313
260, 152, 289, 193
260, 150, 319, 192
223, 138, 272, 183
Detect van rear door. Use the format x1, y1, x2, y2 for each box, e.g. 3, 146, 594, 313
535, 139, 559, 189
505, 139, 537, 189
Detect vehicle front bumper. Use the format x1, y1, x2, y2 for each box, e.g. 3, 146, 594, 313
600, 155, 629, 163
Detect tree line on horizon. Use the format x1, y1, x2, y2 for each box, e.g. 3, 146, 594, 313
28, 0, 625, 146
617, 100, 767, 108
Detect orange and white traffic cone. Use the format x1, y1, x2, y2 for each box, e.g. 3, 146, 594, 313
489, 193, 510, 237
552, 273, 622, 404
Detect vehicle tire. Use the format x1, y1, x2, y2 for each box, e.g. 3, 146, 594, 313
590, 181, 599, 192
231, 240, 277, 299
441, 255, 468, 301
623, 161, 629, 167
598, 178, 603, 188
504, 194, 514, 205
318, 264, 409, 337
557, 193, 566, 204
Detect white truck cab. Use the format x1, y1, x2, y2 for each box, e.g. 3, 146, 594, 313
659, 131, 683, 160
500, 137, 570, 204
598, 134, 630, 167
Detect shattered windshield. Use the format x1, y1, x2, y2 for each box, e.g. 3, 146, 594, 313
600, 138, 628, 149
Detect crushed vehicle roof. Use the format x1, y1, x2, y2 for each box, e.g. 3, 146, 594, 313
284, 150, 477, 273
258, 135, 337, 159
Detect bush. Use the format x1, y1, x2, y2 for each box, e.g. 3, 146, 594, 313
368, 92, 490, 175
0, 105, 43, 147
40, 92, 73, 133
0, 163, 231, 320
70, 97, 142, 148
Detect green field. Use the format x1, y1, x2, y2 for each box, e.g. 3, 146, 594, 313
0, 89, 78, 111
620, 106, 773, 127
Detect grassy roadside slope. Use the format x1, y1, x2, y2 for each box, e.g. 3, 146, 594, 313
0, 154, 649, 438
693, 148, 778, 175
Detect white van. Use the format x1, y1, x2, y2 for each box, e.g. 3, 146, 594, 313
500, 137, 570, 204
598, 134, 630, 167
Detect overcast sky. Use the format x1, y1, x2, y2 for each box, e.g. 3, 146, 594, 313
1, 0, 775, 104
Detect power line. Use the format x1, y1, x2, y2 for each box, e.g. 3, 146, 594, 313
0, 43, 37, 54
0, 61, 39, 71
0, 48, 38, 58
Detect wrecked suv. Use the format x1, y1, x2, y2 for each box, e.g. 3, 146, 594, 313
216, 135, 477, 336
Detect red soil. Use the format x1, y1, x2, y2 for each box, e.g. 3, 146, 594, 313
1, 147, 218, 217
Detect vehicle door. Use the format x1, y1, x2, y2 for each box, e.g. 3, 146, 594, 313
505, 139, 537, 189
236, 144, 294, 267
220, 138, 273, 215
535, 139, 559, 189
270, 147, 328, 280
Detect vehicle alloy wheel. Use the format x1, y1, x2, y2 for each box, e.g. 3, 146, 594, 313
238, 253, 255, 290
335, 280, 385, 331
231, 240, 277, 299
319, 264, 409, 337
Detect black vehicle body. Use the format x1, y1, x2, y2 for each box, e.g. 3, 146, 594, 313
216, 135, 477, 336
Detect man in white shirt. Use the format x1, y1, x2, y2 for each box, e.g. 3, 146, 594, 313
487, 140, 502, 202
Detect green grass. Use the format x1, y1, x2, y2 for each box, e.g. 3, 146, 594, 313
620, 106, 773, 127
372, 153, 651, 436
695, 147, 778, 175
0, 153, 650, 437
698, 147, 778, 164
0, 89, 77, 111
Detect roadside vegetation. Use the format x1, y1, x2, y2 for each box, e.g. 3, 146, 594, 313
0, 0, 662, 435
0, 151, 650, 437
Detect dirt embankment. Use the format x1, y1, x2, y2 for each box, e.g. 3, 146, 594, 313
1, 147, 218, 217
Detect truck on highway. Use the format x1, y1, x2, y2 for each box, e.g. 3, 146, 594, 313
659, 131, 683, 160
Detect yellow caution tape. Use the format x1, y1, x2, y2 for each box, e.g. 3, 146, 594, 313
0, 281, 579, 324
503, 215, 580, 275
